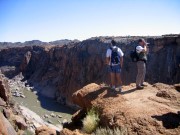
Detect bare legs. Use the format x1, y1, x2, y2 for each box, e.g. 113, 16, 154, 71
110, 72, 122, 87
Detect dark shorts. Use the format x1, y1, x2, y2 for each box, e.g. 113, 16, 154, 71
107, 64, 121, 73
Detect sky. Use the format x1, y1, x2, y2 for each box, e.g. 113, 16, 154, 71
0, 0, 180, 42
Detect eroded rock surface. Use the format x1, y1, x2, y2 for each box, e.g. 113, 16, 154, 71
0, 36, 180, 106
72, 83, 180, 135
0, 112, 17, 135
35, 126, 56, 135
60, 128, 85, 135
0, 72, 11, 102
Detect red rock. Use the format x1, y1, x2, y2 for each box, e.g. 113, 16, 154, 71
0, 36, 180, 106
14, 115, 27, 130
0, 73, 10, 102
0, 112, 17, 135
3, 108, 13, 119
60, 128, 84, 135
0, 114, 8, 135
72, 83, 180, 135
35, 126, 56, 135
0, 97, 6, 106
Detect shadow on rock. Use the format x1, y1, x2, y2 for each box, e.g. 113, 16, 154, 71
121, 88, 137, 95
36, 92, 75, 114
85, 86, 119, 99
152, 112, 180, 129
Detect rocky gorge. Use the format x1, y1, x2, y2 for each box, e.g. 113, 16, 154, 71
0, 35, 180, 106
0, 35, 180, 134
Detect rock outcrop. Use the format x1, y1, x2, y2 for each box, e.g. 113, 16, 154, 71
72, 83, 180, 135
0, 72, 16, 135
0, 35, 180, 106
0, 112, 17, 135
35, 126, 56, 135
0, 72, 10, 102
60, 128, 85, 135
0, 113, 9, 135
14, 115, 28, 130
19, 51, 32, 72
0, 72, 39, 134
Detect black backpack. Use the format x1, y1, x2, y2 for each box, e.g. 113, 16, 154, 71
130, 46, 139, 62
111, 47, 120, 64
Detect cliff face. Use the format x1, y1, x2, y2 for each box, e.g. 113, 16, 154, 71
0, 72, 11, 102
0, 36, 180, 105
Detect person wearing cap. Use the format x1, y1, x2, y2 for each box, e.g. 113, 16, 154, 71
106, 40, 124, 92
136, 38, 149, 89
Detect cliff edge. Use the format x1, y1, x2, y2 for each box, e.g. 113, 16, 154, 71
72, 83, 180, 135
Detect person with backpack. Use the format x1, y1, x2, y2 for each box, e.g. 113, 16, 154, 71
106, 40, 124, 92
135, 38, 149, 89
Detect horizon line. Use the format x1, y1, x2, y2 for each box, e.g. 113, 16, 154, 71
0, 33, 180, 43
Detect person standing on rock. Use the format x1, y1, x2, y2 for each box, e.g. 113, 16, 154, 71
106, 40, 124, 92
136, 38, 149, 89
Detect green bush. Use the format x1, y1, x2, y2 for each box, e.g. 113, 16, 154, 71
82, 107, 100, 134
93, 127, 127, 135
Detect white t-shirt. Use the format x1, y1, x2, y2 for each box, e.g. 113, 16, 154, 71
106, 46, 124, 65
136, 46, 144, 53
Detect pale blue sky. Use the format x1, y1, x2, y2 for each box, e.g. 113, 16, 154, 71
0, 0, 180, 42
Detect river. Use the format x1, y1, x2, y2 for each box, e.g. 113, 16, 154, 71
13, 87, 75, 125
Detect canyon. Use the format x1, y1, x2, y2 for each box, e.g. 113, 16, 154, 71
0, 35, 180, 106
0, 35, 180, 134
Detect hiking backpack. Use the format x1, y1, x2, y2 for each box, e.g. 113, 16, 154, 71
130, 46, 139, 62
111, 47, 120, 65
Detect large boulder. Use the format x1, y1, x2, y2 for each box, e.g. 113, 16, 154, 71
35, 126, 56, 135
72, 83, 180, 135
0, 112, 17, 135
0, 73, 10, 102
14, 115, 27, 130
0, 113, 8, 135
3, 108, 13, 119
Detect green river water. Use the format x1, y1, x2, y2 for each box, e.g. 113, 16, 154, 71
13, 88, 75, 125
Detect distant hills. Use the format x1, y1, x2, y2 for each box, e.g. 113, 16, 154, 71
0, 39, 80, 49
0, 34, 179, 49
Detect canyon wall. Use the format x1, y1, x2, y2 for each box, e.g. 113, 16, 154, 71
0, 36, 180, 106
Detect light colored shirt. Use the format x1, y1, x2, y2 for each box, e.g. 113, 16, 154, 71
106, 46, 124, 65
136, 46, 144, 53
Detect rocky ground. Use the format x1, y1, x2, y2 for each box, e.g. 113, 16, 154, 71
0, 72, 67, 135
0, 35, 180, 107
0, 35, 180, 134
71, 83, 180, 135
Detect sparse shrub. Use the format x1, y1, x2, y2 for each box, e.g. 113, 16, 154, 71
93, 127, 127, 135
82, 107, 100, 134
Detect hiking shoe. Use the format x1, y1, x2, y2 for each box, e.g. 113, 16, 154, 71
114, 87, 122, 94
110, 87, 116, 94
141, 84, 147, 87
111, 86, 116, 91
136, 86, 144, 90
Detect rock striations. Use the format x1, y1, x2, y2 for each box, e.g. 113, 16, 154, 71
0, 35, 180, 106
0, 35, 180, 134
